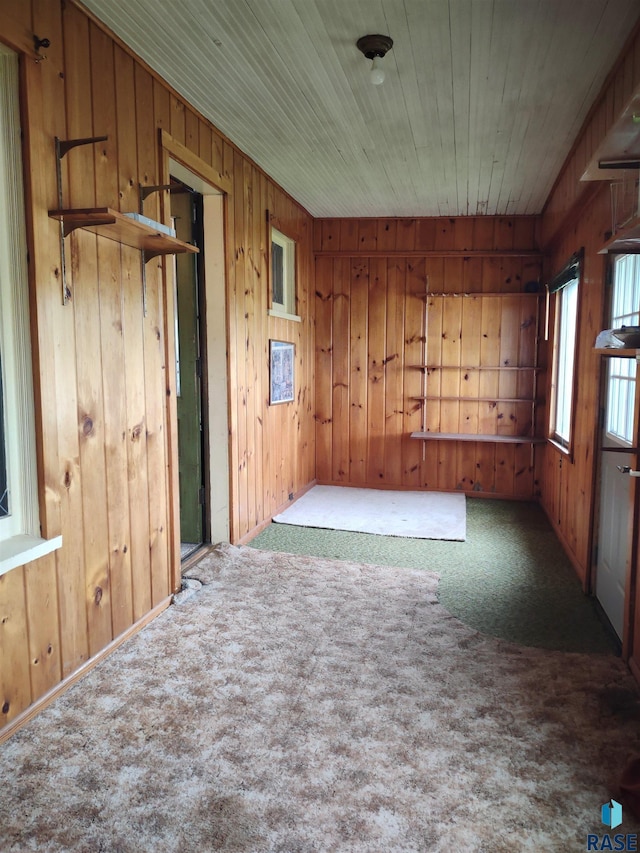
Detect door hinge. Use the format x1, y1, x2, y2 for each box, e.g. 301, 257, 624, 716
195, 358, 202, 378
198, 486, 205, 505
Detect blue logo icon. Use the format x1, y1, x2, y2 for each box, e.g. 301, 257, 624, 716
602, 799, 623, 830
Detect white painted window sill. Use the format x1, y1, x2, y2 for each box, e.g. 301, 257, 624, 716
0, 534, 63, 578
268, 308, 301, 323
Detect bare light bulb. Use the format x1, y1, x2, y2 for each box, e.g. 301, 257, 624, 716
370, 55, 385, 86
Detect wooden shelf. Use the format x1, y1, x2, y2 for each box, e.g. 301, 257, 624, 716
408, 364, 542, 372
594, 348, 640, 357
410, 396, 537, 403
315, 250, 542, 258
598, 217, 640, 255
48, 208, 199, 259
411, 291, 541, 299
581, 82, 640, 181
411, 431, 545, 444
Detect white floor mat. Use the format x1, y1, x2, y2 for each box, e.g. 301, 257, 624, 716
273, 486, 466, 540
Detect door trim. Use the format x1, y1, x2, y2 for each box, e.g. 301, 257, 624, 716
591, 351, 640, 658
158, 131, 231, 593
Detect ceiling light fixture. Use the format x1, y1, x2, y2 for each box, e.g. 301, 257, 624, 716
356, 34, 393, 86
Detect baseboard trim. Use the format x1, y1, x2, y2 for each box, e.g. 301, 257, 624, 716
236, 480, 318, 545
0, 596, 172, 745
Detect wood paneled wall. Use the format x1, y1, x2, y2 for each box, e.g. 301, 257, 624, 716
0, 0, 314, 735
542, 24, 640, 249
315, 216, 543, 497
540, 24, 640, 592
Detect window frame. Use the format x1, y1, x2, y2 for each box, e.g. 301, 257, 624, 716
548, 252, 582, 456
0, 45, 61, 576
603, 253, 640, 447
268, 223, 300, 322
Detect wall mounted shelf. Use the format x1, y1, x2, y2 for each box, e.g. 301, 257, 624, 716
411, 291, 542, 299
598, 217, 640, 254
48, 208, 198, 259
594, 348, 640, 357
407, 288, 542, 450
49, 207, 198, 315
410, 395, 538, 403
407, 364, 543, 372
411, 431, 544, 444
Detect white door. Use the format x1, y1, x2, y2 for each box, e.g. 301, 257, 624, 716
595, 253, 640, 639
595, 356, 635, 638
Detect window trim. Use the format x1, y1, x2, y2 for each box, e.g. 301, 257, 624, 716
0, 45, 61, 577
268, 223, 299, 321
547, 251, 582, 457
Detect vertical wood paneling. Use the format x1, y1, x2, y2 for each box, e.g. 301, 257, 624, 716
114, 48, 138, 213
0, 571, 31, 725
315, 217, 541, 498
403, 260, 427, 487
252, 174, 266, 528
98, 244, 133, 638
1, 0, 316, 736
332, 258, 350, 482
23, 0, 63, 543
61, 4, 104, 667
121, 247, 152, 621
24, 553, 61, 700
74, 230, 113, 657
384, 260, 404, 484
315, 257, 333, 482
90, 24, 118, 210
349, 261, 368, 484
243, 161, 257, 528
367, 259, 387, 484
233, 153, 249, 532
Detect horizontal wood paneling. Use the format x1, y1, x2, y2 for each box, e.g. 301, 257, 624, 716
315, 217, 543, 498
0, 0, 314, 733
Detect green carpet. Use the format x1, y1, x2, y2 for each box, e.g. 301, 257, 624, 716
250, 498, 618, 655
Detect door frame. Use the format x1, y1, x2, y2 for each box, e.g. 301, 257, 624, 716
590, 251, 640, 659
592, 352, 640, 652
172, 183, 207, 547
158, 130, 233, 592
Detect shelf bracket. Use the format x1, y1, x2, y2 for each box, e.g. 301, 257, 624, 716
54, 135, 109, 305
139, 182, 191, 212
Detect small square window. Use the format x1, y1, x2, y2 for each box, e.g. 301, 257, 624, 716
270, 227, 297, 319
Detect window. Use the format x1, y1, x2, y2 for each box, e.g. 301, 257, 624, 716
606, 254, 640, 445
549, 251, 582, 450
269, 226, 298, 320
0, 353, 7, 517
0, 45, 61, 575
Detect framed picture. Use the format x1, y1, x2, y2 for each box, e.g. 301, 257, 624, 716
269, 340, 295, 404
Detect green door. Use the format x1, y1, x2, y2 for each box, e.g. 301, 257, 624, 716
173, 187, 204, 547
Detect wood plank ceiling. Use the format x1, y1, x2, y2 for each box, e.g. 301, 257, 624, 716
82, 0, 640, 217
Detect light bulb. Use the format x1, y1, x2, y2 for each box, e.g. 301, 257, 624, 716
370, 56, 385, 86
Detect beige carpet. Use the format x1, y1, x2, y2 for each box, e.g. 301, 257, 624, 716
1, 544, 639, 852
273, 486, 467, 540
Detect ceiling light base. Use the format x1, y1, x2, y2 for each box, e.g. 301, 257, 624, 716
356, 34, 393, 60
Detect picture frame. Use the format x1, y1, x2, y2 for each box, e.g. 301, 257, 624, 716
269, 340, 295, 404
